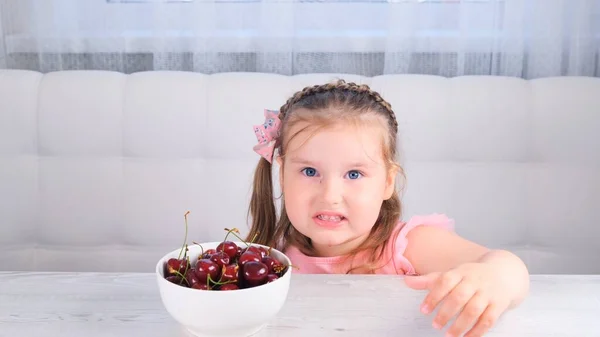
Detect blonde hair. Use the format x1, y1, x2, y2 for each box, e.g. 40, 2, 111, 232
246, 79, 405, 274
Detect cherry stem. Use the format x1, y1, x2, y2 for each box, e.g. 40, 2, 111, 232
182, 256, 191, 285
223, 227, 240, 242
275, 264, 298, 275
192, 241, 205, 256
178, 211, 191, 260
209, 273, 237, 286
223, 228, 250, 247
173, 269, 190, 287
249, 232, 259, 244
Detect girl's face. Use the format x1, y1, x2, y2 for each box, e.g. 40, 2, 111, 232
277, 120, 396, 257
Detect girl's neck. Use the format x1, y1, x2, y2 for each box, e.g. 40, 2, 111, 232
310, 233, 370, 257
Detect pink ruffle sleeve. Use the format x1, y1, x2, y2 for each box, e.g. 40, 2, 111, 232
391, 213, 455, 275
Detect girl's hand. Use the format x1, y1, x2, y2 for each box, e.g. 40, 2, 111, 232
404, 262, 512, 337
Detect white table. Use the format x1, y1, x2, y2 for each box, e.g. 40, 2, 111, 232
1, 272, 599, 336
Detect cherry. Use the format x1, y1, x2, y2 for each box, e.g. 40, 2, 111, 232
210, 251, 230, 268
219, 283, 239, 291
220, 264, 239, 283
245, 246, 262, 256
163, 215, 290, 291
192, 283, 209, 290
261, 256, 282, 274
238, 251, 261, 267
166, 258, 189, 276
240, 245, 269, 259
200, 248, 217, 260
243, 261, 268, 287
165, 275, 182, 284
258, 247, 270, 258
195, 259, 220, 284
216, 241, 238, 260
185, 270, 201, 288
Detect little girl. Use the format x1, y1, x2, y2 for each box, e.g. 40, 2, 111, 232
246, 79, 530, 337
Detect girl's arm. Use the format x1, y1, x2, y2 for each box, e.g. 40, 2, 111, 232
404, 225, 490, 274
404, 225, 530, 307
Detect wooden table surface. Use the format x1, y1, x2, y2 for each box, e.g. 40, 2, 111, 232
1, 272, 599, 337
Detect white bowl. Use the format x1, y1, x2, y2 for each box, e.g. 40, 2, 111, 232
155, 241, 293, 337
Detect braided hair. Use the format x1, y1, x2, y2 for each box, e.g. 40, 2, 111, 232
247, 79, 404, 274
278, 80, 398, 134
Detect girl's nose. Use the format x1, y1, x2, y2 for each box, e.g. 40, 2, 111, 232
320, 177, 343, 205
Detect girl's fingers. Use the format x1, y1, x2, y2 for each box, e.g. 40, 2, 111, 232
464, 303, 503, 337
445, 292, 489, 337
432, 281, 478, 330
421, 271, 463, 315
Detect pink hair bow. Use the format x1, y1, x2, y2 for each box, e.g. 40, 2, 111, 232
253, 109, 281, 163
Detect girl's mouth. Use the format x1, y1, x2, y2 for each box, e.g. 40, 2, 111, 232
316, 214, 344, 222
313, 212, 347, 228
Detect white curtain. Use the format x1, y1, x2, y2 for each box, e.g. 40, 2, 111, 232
0, 1, 6, 69
0, 0, 598, 79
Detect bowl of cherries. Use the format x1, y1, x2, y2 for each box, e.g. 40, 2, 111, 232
155, 212, 293, 337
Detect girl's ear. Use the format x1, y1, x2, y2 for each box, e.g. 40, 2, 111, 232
383, 166, 397, 200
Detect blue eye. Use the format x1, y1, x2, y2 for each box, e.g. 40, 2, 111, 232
346, 170, 362, 179
302, 167, 317, 177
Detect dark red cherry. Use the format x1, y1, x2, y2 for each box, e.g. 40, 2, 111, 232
192, 283, 209, 290
243, 261, 268, 287
245, 246, 262, 256
210, 251, 230, 268
185, 270, 201, 288
195, 259, 220, 283
200, 248, 216, 260
219, 283, 239, 291
221, 264, 239, 283
165, 275, 182, 285
266, 274, 279, 283
238, 251, 261, 266
216, 241, 239, 259
258, 247, 270, 258
261, 256, 282, 274
166, 258, 189, 276
235, 246, 243, 259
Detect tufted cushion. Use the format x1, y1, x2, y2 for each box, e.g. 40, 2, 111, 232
1, 69, 599, 274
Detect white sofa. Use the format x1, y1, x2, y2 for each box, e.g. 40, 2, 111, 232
1, 69, 599, 274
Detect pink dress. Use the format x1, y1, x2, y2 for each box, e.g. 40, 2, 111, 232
283, 214, 454, 275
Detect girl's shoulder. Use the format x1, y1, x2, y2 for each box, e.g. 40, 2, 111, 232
386, 213, 455, 275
